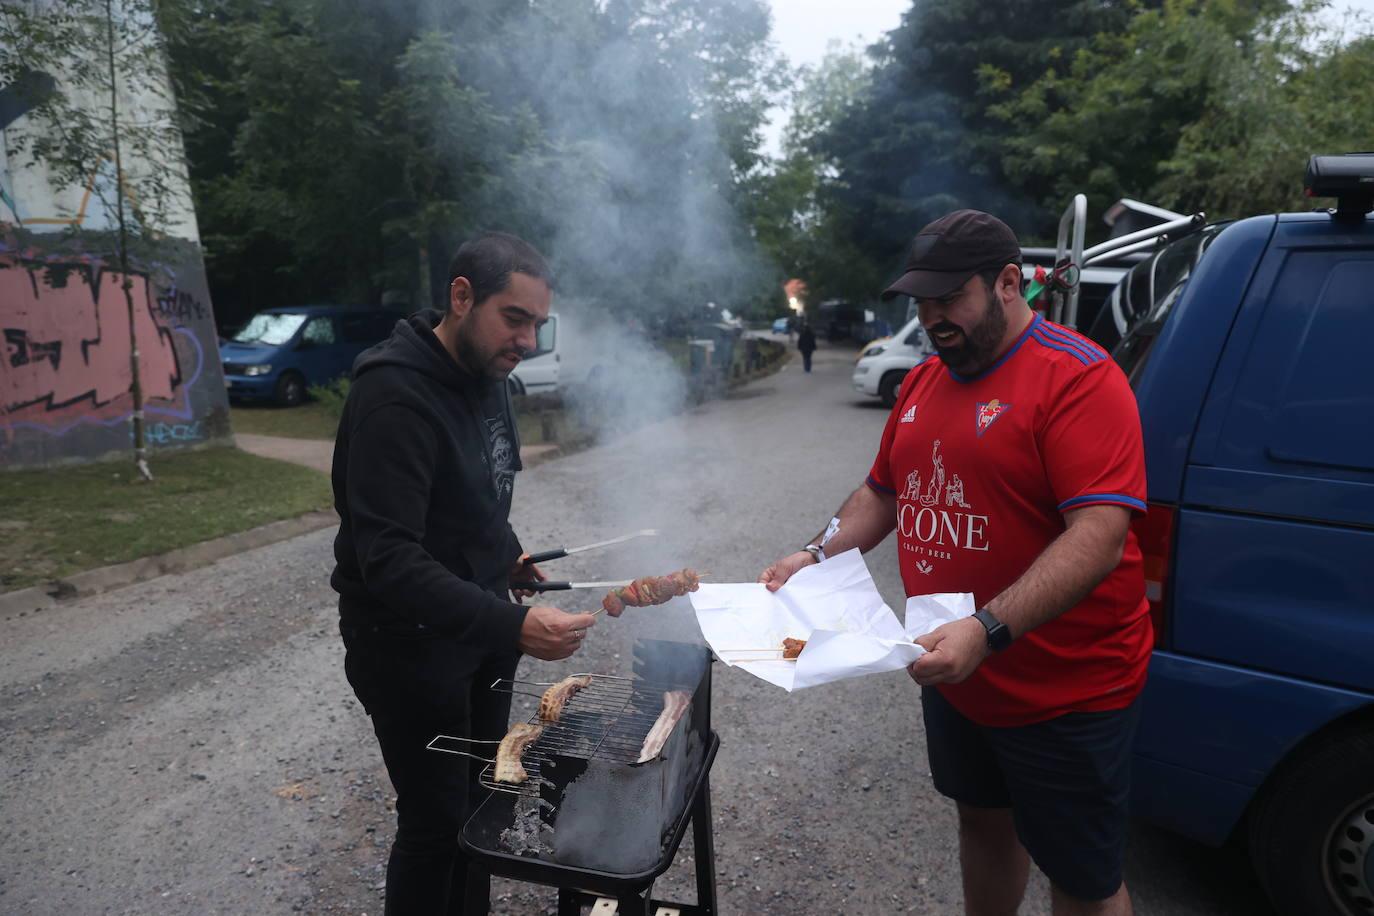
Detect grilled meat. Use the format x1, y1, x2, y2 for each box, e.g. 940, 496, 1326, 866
538, 674, 593, 723
782, 637, 807, 659
493, 722, 544, 784
601, 568, 701, 616
637, 690, 692, 763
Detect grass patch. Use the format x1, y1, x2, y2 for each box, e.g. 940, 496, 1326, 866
0, 447, 333, 593
230, 401, 340, 440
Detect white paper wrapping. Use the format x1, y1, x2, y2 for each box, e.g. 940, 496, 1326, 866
688, 548, 976, 691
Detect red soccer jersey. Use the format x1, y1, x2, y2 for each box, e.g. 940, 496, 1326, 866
868, 314, 1152, 727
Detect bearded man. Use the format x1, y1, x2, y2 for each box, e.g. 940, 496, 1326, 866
760, 211, 1150, 916
331, 232, 596, 914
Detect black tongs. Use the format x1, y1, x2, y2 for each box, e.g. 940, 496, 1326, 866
525, 529, 658, 565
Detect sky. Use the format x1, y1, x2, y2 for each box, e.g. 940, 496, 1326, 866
762, 0, 906, 155
762, 0, 1374, 156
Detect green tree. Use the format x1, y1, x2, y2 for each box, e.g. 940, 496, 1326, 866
987, 0, 1284, 229
989, 0, 1372, 225
802, 0, 1139, 299
748, 44, 882, 308
162, 0, 782, 329
1155, 10, 1374, 217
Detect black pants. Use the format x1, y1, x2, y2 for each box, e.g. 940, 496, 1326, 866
343, 625, 518, 915
801, 351, 813, 372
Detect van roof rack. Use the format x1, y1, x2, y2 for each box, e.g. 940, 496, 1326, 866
1305, 153, 1374, 219
1046, 196, 1205, 329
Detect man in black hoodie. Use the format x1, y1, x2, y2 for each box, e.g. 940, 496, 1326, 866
332, 232, 596, 914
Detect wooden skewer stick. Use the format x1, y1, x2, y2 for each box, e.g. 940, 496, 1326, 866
717, 647, 786, 653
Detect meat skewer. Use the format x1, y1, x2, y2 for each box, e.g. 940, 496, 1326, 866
637, 690, 692, 763
493, 722, 544, 784
537, 674, 593, 723
601, 568, 701, 616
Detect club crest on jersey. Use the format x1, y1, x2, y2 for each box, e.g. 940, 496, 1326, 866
976, 399, 1010, 437
899, 404, 917, 424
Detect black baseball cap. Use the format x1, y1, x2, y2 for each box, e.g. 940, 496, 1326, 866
881, 209, 1022, 301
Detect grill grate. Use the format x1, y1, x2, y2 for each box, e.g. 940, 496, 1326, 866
428, 673, 689, 796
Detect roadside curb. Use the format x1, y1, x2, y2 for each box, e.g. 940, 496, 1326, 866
0, 510, 338, 621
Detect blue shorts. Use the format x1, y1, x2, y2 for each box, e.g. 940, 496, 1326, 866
920, 686, 1141, 901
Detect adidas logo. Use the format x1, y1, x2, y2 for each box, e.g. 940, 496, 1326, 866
899, 405, 917, 424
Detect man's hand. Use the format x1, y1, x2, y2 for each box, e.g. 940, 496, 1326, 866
909, 617, 990, 686
757, 551, 816, 592
518, 605, 596, 660
510, 553, 547, 602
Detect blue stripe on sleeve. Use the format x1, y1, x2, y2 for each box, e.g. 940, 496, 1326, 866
866, 474, 896, 495
1039, 322, 1108, 359
1030, 330, 1094, 365
1058, 493, 1147, 513
1035, 323, 1104, 363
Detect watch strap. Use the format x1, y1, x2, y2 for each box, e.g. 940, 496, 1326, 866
973, 607, 1012, 651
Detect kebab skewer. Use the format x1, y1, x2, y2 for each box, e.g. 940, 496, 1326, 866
601, 568, 701, 617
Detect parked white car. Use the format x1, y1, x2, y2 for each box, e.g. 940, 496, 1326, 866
508, 314, 559, 396
851, 316, 933, 406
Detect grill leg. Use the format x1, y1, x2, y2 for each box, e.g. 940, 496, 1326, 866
616, 892, 648, 916
692, 776, 717, 915
558, 887, 582, 916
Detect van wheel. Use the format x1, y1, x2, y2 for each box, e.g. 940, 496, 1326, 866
507, 376, 525, 398
879, 371, 906, 408
275, 371, 307, 407
1248, 724, 1374, 916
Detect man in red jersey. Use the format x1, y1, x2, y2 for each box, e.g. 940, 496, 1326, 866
759, 210, 1150, 916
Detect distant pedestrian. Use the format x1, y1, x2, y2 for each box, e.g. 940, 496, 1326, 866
797, 322, 817, 373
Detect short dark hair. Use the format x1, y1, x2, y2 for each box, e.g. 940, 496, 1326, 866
447, 232, 552, 305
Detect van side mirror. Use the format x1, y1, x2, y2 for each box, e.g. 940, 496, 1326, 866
296, 338, 314, 351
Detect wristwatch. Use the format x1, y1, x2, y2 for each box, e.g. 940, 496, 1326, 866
803, 544, 825, 564
973, 608, 1013, 652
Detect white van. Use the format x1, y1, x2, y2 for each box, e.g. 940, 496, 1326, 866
851, 315, 933, 406
508, 314, 559, 396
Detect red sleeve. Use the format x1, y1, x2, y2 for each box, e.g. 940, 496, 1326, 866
1040, 360, 1147, 516
866, 369, 918, 495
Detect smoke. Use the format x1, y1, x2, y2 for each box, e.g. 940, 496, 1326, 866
460, 0, 779, 316
440, 2, 782, 662
556, 305, 688, 443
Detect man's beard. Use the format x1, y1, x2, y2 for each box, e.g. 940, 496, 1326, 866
929, 290, 1007, 376
454, 324, 524, 380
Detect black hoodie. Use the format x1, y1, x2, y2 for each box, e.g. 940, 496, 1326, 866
330, 310, 529, 652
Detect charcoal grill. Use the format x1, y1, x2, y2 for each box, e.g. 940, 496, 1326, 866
429, 639, 719, 916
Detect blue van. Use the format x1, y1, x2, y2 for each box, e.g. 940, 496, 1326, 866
1103, 155, 1374, 915
220, 305, 397, 405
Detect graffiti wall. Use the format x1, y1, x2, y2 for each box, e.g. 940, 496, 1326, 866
0, 29, 231, 469
0, 238, 230, 468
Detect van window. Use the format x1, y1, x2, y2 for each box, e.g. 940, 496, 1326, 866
533, 317, 556, 355
1113, 225, 1223, 385
1257, 252, 1374, 472
233, 312, 307, 346
302, 316, 337, 345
